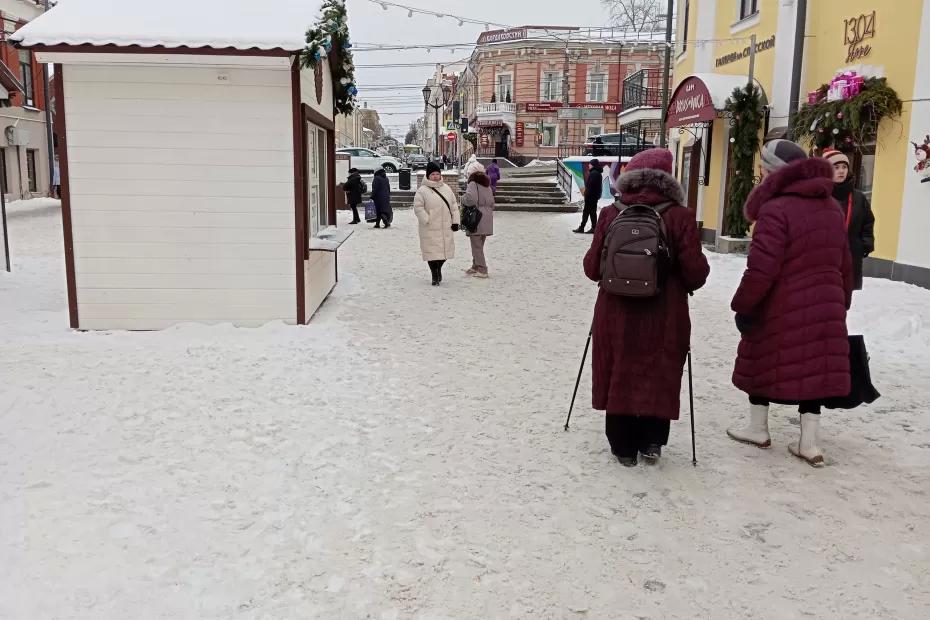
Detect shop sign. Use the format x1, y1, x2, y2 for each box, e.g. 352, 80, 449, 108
515, 122, 525, 147
477, 28, 527, 45
666, 77, 716, 127
524, 122, 538, 129
844, 11, 876, 63
715, 35, 776, 68
480, 134, 490, 146
525, 102, 622, 113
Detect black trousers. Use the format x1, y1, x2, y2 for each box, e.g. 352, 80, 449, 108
580, 204, 598, 230
350, 202, 361, 222
605, 414, 671, 458
427, 260, 446, 278
749, 396, 821, 415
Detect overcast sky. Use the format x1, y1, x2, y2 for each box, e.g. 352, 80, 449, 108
346, 0, 615, 137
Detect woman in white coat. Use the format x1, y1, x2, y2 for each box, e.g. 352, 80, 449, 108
414, 162, 461, 286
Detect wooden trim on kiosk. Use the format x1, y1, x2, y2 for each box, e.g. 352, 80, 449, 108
291, 58, 306, 325
54, 63, 79, 329
24, 44, 292, 57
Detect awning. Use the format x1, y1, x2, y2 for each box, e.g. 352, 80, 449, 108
475, 120, 505, 128
666, 73, 767, 128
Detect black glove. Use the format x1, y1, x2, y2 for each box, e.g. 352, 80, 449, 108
735, 313, 755, 335
451, 224, 460, 232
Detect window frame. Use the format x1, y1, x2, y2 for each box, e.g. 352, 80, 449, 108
495, 72, 513, 103
586, 125, 604, 140
26, 148, 38, 193
540, 123, 559, 147
739, 0, 759, 20
540, 71, 562, 102
19, 49, 35, 107
681, 0, 690, 54
587, 72, 607, 103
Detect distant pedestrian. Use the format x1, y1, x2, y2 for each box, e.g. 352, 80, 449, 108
343, 168, 365, 225
823, 148, 875, 290
583, 148, 710, 467
487, 159, 501, 194
371, 168, 392, 228
727, 140, 854, 467
52, 155, 60, 199
442, 154, 450, 169
463, 154, 483, 178
414, 162, 460, 286
574, 159, 603, 234
462, 163, 495, 278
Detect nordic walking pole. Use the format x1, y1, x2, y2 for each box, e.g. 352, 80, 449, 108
688, 348, 697, 466
564, 326, 593, 431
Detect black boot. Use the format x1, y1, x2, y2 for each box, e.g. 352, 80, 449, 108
616, 454, 638, 467
640, 444, 662, 463
573, 226, 586, 234
429, 262, 440, 286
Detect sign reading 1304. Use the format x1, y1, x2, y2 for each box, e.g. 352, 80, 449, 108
844, 11, 876, 62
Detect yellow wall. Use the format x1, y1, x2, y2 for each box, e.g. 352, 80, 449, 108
802, 0, 922, 261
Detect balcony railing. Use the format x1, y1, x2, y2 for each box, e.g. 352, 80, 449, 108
621, 69, 667, 112
476, 102, 517, 115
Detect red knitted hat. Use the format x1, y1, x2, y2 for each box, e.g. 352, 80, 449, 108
822, 148, 850, 167
625, 148, 674, 175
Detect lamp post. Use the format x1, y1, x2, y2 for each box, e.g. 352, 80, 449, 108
422, 82, 452, 161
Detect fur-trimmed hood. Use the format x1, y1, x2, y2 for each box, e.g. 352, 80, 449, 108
468, 171, 491, 187
744, 157, 834, 222
615, 167, 685, 207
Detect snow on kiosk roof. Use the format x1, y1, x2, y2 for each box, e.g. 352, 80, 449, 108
12, 0, 325, 52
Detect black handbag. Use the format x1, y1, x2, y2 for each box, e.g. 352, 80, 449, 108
461, 205, 483, 233
823, 335, 881, 410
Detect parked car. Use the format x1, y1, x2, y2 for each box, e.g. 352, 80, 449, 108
406, 154, 429, 170
585, 133, 649, 158
336, 148, 404, 173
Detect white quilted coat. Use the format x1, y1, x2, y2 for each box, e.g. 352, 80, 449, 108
414, 179, 461, 261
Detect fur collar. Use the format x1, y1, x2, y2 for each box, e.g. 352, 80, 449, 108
744, 158, 834, 221
421, 178, 448, 190
616, 168, 685, 206
469, 171, 491, 187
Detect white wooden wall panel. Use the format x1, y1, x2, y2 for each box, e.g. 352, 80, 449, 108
305, 252, 336, 321
64, 63, 298, 328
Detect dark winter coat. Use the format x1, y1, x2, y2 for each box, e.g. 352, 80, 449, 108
464, 171, 494, 236
583, 168, 710, 419
344, 172, 365, 205
833, 180, 875, 290
732, 158, 853, 402
372, 169, 392, 218
584, 164, 603, 208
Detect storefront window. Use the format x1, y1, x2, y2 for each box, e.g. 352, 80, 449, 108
855, 143, 876, 201
586, 125, 604, 140
541, 124, 558, 147
306, 123, 329, 238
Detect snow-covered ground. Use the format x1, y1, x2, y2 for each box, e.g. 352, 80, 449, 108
2, 204, 929, 619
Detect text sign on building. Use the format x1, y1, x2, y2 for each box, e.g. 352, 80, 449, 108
715, 35, 776, 68
477, 28, 528, 45
515, 122, 525, 147
526, 102, 622, 113
844, 11, 876, 63
666, 77, 716, 128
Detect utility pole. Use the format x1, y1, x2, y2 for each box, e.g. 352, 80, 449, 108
747, 34, 757, 86
562, 44, 571, 153
42, 0, 54, 197
659, 0, 674, 147
787, 0, 808, 141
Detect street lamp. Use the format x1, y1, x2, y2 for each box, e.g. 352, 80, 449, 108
422, 83, 453, 161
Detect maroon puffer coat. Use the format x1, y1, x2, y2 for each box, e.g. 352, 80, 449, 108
732, 157, 854, 401
584, 168, 710, 419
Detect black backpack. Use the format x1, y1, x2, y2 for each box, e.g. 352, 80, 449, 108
599, 203, 672, 298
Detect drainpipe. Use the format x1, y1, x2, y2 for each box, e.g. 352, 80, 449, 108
787, 0, 808, 141
659, 0, 674, 148
42, 0, 54, 197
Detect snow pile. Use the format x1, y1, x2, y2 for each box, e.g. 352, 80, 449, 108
524, 159, 555, 167
2, 206, 930, 618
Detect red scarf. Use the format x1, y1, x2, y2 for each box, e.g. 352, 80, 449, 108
844, 194, 853, 231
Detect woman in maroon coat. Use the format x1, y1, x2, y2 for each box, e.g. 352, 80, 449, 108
583, 148, 710, 467
727, 140, 853, 467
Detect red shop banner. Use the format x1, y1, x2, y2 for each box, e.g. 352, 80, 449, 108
480, 134, 490, 146
515, 121, 525, 147
525, 102, 622, 113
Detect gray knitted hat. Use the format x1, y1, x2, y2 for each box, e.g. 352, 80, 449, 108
760, 139, 807, 173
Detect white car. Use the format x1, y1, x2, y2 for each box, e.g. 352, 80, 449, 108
337, 148, 404, 173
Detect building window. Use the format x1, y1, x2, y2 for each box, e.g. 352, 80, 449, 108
587, 73, 606, 102
19, 50, 35, 107
854, 143, 876, 201
586, 125, 604, 140
541, 124, 558, 147
26, 149, 38, 192
682, 0, 690, 53
306, 124, 329, 238
541, 72, 562, 102
496, 73, 513, 103
739, 0, 758, 20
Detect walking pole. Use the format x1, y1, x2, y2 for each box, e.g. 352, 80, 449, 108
564, 327, 593, 431
688, 349, 697, 466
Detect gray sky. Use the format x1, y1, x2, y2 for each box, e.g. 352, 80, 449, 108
346, 0, 615, 137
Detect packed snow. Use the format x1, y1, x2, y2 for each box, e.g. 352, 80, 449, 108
2, 204, 929, 619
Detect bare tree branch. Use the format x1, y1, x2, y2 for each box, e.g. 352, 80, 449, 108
601, 0, 662, 33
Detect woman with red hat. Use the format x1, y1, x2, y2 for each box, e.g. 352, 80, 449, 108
583, 148, 710, 467
822, 148, 875, 291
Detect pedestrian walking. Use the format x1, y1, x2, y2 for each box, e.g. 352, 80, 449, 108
486, 159, 501, 194
371, 168, 393, 229
414, 162, 460, 286
574, 159, 603, 234
343, 168, 365, 225
823, 148, 876, 290
583, 148, 710, 467
462, 163, 495, 279
52, 155, 60, 199
727, 140, 854, 467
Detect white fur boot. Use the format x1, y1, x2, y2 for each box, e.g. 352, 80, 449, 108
789, 413, 825, 467
727, 404, 771, 448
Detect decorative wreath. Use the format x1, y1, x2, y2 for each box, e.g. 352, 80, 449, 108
299, 0, 357, 115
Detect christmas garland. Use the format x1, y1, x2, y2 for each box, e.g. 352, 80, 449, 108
723, 84, 764, 239
299, 0, 358, 116
793, 77, 902, 151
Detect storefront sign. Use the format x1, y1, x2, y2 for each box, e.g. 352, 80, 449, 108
475, 120, 505, 128
715, 35, 776, 68
477, 28, 527, 45
844, 11, 876, 63
524, 102, 622, 113
515, 122, 525, 147
666, 77, 716, 127
524, 122, 538, 130
480, 134, 490, 146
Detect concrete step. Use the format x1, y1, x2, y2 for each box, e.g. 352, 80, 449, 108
494, 196, 567, 205
494, 204, 579, 213
491, 190, 566, 198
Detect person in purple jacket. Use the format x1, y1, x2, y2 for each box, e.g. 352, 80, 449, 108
486, 159, 501, 194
